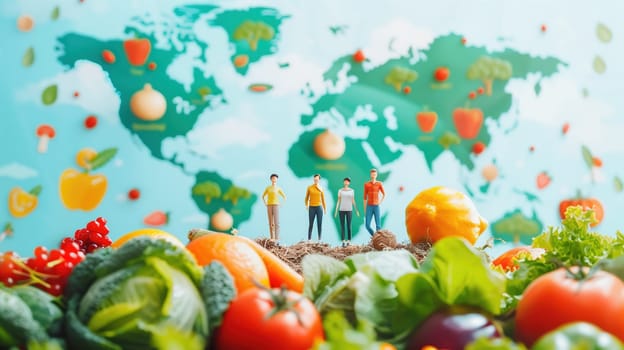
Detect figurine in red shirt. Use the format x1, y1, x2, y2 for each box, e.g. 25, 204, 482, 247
363, 168, 385, 235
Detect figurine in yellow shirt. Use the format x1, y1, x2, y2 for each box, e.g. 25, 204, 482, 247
304, 174, 326, 240
262, 173, 286, 240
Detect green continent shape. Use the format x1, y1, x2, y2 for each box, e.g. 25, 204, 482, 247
192, 171, 257, 231
56, 14, 224, 161
210, 7, 289, 75
291, 33, 564, 239
55, 7, 260, 230
491, 209, 543, 245
304, 33, 565, 171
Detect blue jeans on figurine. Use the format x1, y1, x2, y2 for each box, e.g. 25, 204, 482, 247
308, 205, 323, 240
365, 205, 380, 235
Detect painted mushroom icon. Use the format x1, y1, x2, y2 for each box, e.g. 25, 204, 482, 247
36, 124, 55, 153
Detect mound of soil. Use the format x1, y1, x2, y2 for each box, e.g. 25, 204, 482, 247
254, 230, 431, 274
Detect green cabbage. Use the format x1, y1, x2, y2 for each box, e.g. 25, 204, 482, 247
64, 237, 218, 350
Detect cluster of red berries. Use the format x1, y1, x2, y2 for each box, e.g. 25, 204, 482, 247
0, 217, 112, 296
73, 216, 113, 253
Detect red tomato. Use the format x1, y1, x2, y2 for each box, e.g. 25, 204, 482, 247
559, 198, 604, 227
472, 141, 486, 155
491, 246, 545, 272
433, 67, 450, 82
215, 288, 324, 350
515, 268, 624, 347
353, 49, 366, 63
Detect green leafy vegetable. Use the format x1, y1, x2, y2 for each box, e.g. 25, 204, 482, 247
302, 250, 418, 342
50, 6, 60, 20
581, 145, 594, 169
89, 148, 118, 172
0, 286, 49, 347
507, 206, 624, 301
593, 56, 607, 74
12, 286, 63, 336
202, 261, 236, 332
41, 85, 58, 106
395, 237, 506, 339
466, 336, 527, 350
23, 47, 35, 67
311, 311, 391, 350
615, 176, 623, 192
596, 23, 613, 43
65, 238, 210, 350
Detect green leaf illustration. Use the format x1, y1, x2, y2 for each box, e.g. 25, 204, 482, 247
596, 23, 612, 43
89, 148, 118, 171
581, 145, 594, 169
51, 6, 60, 20
41, 84, 58, 105
615, 176, 623, 192
593, 56, 606, 74
22, 47, 34, 67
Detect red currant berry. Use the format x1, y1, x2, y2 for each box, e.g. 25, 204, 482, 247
86, 243, 99, 253
86, 221, 100, 233
48, 249, 65, 261
75, 228, 90, 241
34, 246, 49, 259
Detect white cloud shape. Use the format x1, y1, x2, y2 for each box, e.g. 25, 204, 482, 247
16, 61, 121, 124
0, 162, 38, 179
181, 213, 208, 225
186, 116, 271, 158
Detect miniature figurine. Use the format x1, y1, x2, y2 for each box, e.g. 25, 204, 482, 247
334, 177, 359, 247
262, 173, 286, 240
363, 168, 385, 235
305, 174, 326, 240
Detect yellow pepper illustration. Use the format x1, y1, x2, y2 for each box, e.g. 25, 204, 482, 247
8, 185, 41, 218
59, 147, 117, 211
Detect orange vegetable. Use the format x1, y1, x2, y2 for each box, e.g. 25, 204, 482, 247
238, 235, 304, 293
186, 232, 270, 293
405, 186, 487, 245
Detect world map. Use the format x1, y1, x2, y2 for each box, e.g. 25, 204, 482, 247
55, 4, 563, 239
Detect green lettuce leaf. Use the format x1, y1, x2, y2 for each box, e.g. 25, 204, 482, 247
312, 311, 393, 350
303, 250, 419, 341
507, 206, 624, 302
303, 254, 351, 302
395, 237, 506, 338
